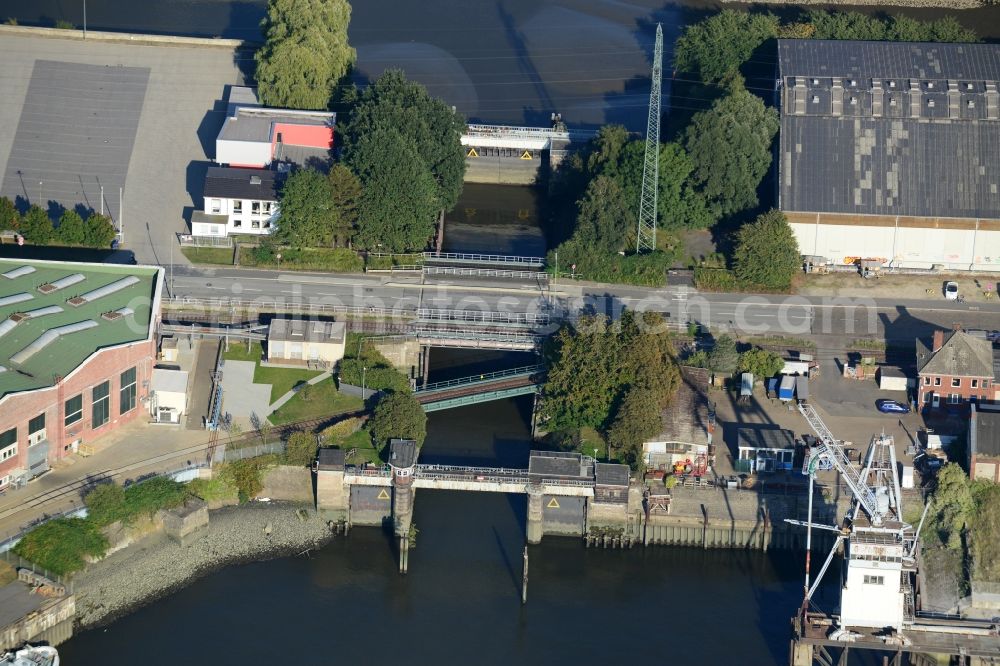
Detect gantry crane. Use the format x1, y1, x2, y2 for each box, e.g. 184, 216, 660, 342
789, 404, 931, 631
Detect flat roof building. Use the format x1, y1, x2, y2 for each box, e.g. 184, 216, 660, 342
266, 318, 346, 369
777, 40, 1000, 272
0, 259, 161, 485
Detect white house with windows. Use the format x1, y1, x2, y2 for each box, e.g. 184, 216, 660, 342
192, 167, 282, 237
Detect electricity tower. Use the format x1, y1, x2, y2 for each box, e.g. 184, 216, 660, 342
636, 23, 663, 253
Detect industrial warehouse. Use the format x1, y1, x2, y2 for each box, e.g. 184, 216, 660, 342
778, 40, 1000, 272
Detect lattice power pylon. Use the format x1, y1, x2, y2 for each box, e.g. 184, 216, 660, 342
636, 23, 663, 253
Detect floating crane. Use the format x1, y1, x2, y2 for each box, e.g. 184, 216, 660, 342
789, 404, 931, 632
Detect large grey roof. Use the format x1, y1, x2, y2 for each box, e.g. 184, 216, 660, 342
652, 366, 712, 446
916, 331, 994, 377
203, 167, 280, 201
528, 450, 589, 478
777, 39, 1000, 219
737, 428, 796, 451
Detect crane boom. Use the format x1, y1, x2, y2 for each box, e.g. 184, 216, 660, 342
799, 403, 881, 525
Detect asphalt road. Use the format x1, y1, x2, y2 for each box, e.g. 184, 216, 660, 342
164, 264, 1000, 343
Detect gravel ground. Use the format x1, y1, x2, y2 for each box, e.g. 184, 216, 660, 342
72, 503, 334, 629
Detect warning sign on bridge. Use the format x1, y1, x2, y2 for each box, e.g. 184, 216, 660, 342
467, 147, 479, 158
547, 497, 560, 509
377, 488, 391, 500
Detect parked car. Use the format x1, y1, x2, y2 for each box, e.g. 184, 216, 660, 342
944, 281, 959, 300
876, 399, 910, 414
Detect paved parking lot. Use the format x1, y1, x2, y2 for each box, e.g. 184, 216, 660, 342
0, 33, 247, 265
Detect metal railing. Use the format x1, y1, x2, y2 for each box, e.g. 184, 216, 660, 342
163, 297, 416, 318
415, 365, 544, 393
345, 465, 392, 478
423, 266, 548, 281
416, 308, 549, 326
220, 441, 285, 463
422, 252, 545, 266
465, 123, 571, 140
415, 464, 527, 477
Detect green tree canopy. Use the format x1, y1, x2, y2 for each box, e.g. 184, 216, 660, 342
254, 0, 356, 110
0, 196, 18, 231
350, 129, 440, 252
84, 212, 117, 248
927, 463, 974, 551
83, 483, 127, 526
673, 10, 779, 84
57, 209, 86, 245
19, 205, 54, 245
370, 390, 427, 447
807, 10, 978, 42
706, 334, 739, 374
732, 209, 800, 290
344, 69, 466, 213
275, 168, 334, 247
737, 348, 784, 379
327, 164, 362, 247
606, 387, 661, 468
684, 87, 779, 218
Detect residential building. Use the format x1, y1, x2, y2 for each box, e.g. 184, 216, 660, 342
215, 86, 335, 170
969, 403, 1000, 482
266, 318, 346, 369
736, 428, 797, 474
642, 366, 714, 470
0, 259, 162, 487
916, 330, 999, 410
777, 40, 1000, 272
193, 167, 281, 237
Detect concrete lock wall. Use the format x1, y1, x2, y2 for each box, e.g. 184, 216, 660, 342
373, 339, 421, 375
542, 495, 585, 536
464, 152, 544, 186
350, 485, 393, 526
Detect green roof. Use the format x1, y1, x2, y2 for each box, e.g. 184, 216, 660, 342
0, 259, 159, 400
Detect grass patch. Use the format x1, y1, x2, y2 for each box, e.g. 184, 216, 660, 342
254, 365, 323, 404
187, 476, 239, 503
239, 246, 363, 272
693, 267, 738, 291
323, 429, 382, 466
340, 333, 411, 392
12, 518, 108, 577
222, 341, 262, 363
740, 335, 817, 352
181, 246, 234, 265
0, 561, 16, 586
849, 338, 886, 351
365, 253, 425, 270
269, 378, 363, 425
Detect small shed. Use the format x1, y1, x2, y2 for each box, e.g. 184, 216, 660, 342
594, 463, 629, 504
877, 367, 908, 392
736, 428, 797, 474
150, 369, 189, 423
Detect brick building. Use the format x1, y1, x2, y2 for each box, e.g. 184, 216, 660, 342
969, 403, 1000, 482
915, 330, 999, 410
0, 259, 162, 488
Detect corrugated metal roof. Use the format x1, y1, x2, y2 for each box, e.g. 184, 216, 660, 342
203, 166, 280, 201
778, 39, 1000, 219
973, 404, 1000, 457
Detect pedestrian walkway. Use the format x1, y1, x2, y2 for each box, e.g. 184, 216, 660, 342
0, 420, 214, 539
268, 371, 333, 412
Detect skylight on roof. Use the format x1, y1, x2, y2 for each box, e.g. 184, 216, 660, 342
1, 266, 35, 280
9, 320, 99, 365
39, 273, 85, 293
0, 293, 33, 308
68, 276, 140, 306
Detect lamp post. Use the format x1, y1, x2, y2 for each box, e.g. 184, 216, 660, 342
362, 366, 367, 401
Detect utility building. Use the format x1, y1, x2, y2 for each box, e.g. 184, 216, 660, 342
777, 40, 1000, 272
0, 260, 162, 487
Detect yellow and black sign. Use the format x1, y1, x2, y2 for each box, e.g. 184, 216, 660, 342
547, 497, 560, 509
520, 150, 533, 160
467, 147, 479, 158
377, 488, 391, 500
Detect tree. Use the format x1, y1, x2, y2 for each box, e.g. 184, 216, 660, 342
19, 205, 54, 245
570, 175, 633, 255
344, 69, 466, 213
285, 430, 318, 466
606, 388, 661, 467
275, 168, 334, 247
84, 212, 117, 248
370, 390, 427, 447
350, 129, 440, 252
0, 196, 18, 231
57, 209, 86, 245
706, 334, 739, 374
737, 348, 784, 379
254, 0, 356, 110
673, 10, 780, 84
732, 209, 800, 290
684, 87, 779, 218
327, 164, 361, 247
928, 464, 974, 551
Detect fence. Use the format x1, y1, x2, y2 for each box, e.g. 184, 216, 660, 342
178, 234, 233, 248
217, 441, 286, 464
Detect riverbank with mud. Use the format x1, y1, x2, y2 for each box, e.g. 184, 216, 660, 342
71, 503, 334, 630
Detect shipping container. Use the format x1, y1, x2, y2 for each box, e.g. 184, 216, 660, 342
779, 375, 795, 401
901, 466, 914, 489
795, 376, 809, 402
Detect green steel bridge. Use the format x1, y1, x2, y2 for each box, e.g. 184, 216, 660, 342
414, 364, 545, 412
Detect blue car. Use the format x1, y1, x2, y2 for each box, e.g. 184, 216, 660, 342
876, 399, 910, 414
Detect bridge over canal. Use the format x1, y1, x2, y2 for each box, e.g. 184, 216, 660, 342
413, 365, 544, 412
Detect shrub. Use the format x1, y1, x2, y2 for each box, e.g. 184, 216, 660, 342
219, 455, 280, 503
693, 267, 738, 291
122, 477, 189, 520
187, 477, 238, 503
13, 518, 108, 576
84, 483, 127, 526
322, 417, 362, 442
285, 431, 318, 467
370, 390, 427, 447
